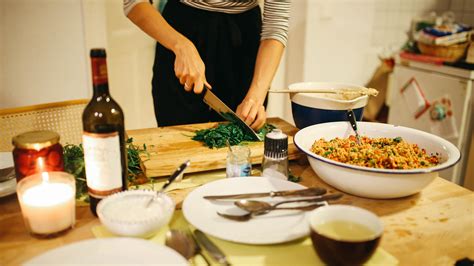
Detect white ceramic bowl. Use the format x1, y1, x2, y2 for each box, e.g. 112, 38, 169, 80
294, 122, 461, 199
289, 82, 369, 129
97, 190, 175, 238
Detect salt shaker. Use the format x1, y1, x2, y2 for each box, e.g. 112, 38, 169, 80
262, 129, 288, 180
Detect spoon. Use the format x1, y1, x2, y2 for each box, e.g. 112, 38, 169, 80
145, 160, 190, 207
346, 109, 361, 145
269, 87, 379, 97
165, 230, 210, 265
235, 193, 344, 214
217, 203, 324, 222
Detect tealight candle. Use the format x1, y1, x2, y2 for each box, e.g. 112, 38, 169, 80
16, 171, 75, 237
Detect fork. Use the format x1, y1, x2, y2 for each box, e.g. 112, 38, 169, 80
217, 202, 326, 222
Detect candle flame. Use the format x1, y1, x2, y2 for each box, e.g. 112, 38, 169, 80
42, 171, 50, 183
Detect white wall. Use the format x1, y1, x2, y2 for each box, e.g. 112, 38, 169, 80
103, 0, 157, 130
303, 0, 376, 85
0, 0, 89, 108
451, 0, 474, 26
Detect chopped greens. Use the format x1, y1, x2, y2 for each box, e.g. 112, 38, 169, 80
288, 172, 301, 183
63, 138, 147, 200
192, 123, 276, 148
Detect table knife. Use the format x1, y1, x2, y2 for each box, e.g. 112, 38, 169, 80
202, 86, 261, 141
194, 229, 231, 266
203, 187, 327, 200
0, 167, 15, 183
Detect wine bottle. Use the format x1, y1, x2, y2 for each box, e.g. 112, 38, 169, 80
82, 48, 127, 216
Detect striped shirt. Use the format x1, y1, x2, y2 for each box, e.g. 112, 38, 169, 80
124, 0, 290, 46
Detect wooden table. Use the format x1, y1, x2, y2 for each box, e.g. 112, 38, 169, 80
1, 162, 473, 265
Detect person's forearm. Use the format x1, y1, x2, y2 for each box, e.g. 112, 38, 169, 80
127, 2, 188, 53
127, 2, 209, 93
247, 39, 285, 103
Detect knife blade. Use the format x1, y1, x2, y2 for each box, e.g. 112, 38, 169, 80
202, 86, 261, 141
0, 167, 15, 183
194, 229, 231, 266
203, 187, 327, 200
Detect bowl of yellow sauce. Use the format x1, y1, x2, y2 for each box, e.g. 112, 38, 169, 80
307, 205, 383, 265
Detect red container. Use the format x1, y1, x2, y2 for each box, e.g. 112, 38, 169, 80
12, 130, 64, 181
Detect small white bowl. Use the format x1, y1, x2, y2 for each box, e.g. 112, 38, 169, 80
294, 122, 461, 198
97, 190, 175, 238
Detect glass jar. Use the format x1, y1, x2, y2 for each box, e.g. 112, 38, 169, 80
226, 145, 251, 178
12, 130, 64, 181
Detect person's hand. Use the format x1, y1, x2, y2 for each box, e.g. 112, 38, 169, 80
236, 96, 266, 130
173, 38, 211, 93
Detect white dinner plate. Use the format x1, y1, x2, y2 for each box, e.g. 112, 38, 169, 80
182, 176, 311, 245
0, 152, 16, 198
25, 238, 188, 265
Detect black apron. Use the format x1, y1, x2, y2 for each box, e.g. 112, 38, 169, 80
152, 0, 262, 126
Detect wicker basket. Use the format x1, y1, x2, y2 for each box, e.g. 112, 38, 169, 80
418, 42, 469, 62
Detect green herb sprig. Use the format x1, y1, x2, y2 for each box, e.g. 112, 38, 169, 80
63, 144, 87, 200
288, 172, 301, 183
126, 138, 148, 184
192, 123, 275, 148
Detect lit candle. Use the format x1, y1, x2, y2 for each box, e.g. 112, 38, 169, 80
16, 171, 76, 236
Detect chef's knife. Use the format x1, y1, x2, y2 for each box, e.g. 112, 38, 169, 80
202, 86, 261, 141
194, 229, 231, 266
203, 187, 327, 200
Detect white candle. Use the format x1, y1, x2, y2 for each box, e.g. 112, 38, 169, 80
17, 172, 75, 236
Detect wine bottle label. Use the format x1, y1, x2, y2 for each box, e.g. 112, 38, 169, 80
83, 131, 123, 198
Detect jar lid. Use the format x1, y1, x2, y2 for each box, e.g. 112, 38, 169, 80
264, 129, 288, 159
12, 130, 60, 150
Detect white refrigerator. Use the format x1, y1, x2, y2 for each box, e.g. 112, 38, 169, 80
387, 60, 473, 185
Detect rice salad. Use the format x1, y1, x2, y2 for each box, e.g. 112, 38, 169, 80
310, 135, 440, 169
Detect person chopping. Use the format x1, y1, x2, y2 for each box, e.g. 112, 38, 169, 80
124, 0, 290, 130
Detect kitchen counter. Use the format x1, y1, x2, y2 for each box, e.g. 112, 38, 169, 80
0, 161, 472, 265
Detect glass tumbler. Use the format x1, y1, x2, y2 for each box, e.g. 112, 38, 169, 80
16, 171, 76, 238
226, 145, 251, 178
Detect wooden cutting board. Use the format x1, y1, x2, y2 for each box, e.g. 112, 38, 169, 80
127, 117, 302, 178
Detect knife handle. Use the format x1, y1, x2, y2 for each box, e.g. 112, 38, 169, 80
272, 193, 343, 208
272, 187, 327, 197
346, 109, 358, 132
161, 160, 190, 191
194, 230, 231, 266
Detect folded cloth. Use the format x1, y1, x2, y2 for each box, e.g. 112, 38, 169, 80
92, 211, 399, 266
